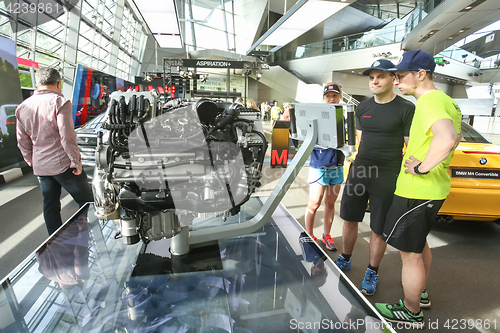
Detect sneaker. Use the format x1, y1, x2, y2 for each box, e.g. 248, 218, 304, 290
334, 254, 351, 271
311, 235, 320, 245
420, 290, 431, 308
375, 300, 425, 329
360, 268, 379, 296
321, 234, 337, 251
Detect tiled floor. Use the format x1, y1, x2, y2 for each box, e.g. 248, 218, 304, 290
257, 120, 500, 332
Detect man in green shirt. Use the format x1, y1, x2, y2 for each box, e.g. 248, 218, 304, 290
374, 49, 462, 329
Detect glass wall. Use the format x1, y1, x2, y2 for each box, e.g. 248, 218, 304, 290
0, 0, 146, 89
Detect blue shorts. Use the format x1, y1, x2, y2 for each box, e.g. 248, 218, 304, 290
307, 167, 344, 186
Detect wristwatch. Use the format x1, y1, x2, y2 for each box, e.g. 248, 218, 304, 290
414, 162, 429, 175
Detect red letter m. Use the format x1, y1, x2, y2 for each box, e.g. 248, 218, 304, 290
272, 150, 287, 166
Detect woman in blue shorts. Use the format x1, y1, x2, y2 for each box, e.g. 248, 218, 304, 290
305, 82, 345, 251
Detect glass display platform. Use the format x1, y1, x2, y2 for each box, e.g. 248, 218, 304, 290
0, 197, 393, 333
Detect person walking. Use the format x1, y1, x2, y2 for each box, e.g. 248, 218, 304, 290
336, 59, 415, 297
270, 101, 282, 122
16, 67, 94, 235
246, 98, 260, 111
374, 49, 462, 329
305, 82, 345, 251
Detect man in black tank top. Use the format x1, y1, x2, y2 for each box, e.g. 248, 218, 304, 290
336, 59, 415, 296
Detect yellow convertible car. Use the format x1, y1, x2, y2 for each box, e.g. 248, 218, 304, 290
438, 122, 500, 222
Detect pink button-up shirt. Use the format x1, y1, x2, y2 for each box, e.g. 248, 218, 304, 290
16, 89, 82, 176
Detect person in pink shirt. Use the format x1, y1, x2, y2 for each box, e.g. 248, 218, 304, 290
16, 67, 93, 235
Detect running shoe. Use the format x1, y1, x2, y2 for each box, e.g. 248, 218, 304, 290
321, 233, 337, 251
420, 290, 431, 308
311, 235, 320, 245
334, 254, 351, 271
360, 268, 379, 296
375, 300, 425, 329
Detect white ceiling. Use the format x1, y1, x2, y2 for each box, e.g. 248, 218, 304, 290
402, 0, 500, 54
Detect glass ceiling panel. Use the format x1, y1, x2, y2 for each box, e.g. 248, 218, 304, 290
93, 43, 101, 57
80, 21, 93, 37
77, 51, 91, 67
85, 0, 99, 9
104, 7, 114, 23
0, 16, 12, 37
17, 28, 33, 45
16, 45, 31, 59
178, 0, 234, 51
37, 15, 60, 33
98, 60, 107, 71
97, 2, 105, 16
36, 33, 61, 53
82, 1, 95, 19
78, 35, 93, 54
193, 23, 227, 50
35, 51, 60, 68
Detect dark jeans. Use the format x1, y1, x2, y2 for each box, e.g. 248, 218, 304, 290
38, 168, 93, 235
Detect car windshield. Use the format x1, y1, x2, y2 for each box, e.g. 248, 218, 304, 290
82, 113, 106, 130
460, 122, 491, 144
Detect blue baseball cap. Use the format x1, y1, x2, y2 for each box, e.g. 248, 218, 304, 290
362, 59, 395, 75
389, 49, 436, 73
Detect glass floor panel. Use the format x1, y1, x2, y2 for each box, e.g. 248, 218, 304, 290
0, 197, 392, 333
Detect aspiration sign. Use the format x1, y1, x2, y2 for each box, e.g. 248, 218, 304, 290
182, 59, 248, 69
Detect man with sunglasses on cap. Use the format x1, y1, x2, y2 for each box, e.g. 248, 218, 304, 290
335, 59, 414, 297
304, 82, 345, 251
374, 49, 462, 329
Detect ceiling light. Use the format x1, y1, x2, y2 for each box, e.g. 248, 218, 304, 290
133, 0, 182, 48
459, 0, 486, 12
154, 34, 182, 48
247, 0, 348, 54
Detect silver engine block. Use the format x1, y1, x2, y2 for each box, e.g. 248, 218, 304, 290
93, 91, 267, 245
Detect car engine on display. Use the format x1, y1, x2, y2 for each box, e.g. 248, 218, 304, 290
92, 90, 267, 249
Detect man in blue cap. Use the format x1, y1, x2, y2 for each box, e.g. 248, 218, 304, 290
336, 59, 415, 297
375, 49, 462, 328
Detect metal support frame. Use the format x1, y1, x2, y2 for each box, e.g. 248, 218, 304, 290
189, 118, 318, 244
162, 58, 183, 87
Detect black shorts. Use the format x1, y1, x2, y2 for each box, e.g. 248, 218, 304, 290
382, 195, 445, 253
339, 164, 399, 235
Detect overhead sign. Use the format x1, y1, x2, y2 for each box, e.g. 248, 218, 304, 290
182, 59, 247, 69
434, 57, 444, 64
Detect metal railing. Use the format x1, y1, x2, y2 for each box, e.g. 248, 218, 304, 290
269, 24, 408, 63
266, 1, 445, 64
343, 92, 360, 106
439, 45, 500, 70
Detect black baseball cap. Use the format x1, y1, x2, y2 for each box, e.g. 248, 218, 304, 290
323, 84, 341, 95
388, 49, 436, 73
362, 59, 395, 75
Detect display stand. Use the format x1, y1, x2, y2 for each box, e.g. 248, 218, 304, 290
271, 120, 290, 168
